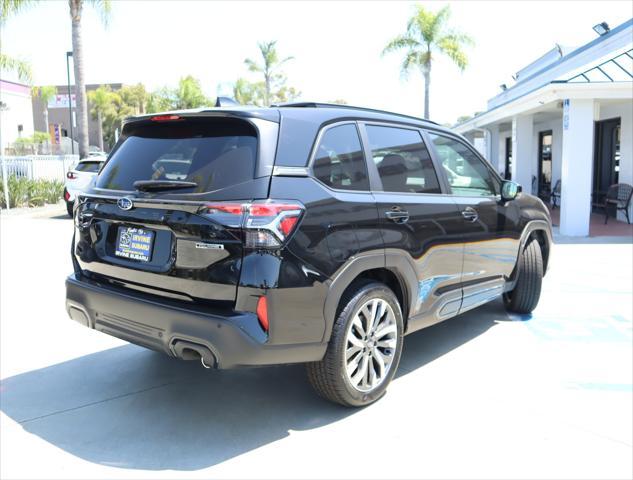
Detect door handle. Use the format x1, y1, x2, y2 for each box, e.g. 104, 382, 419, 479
461, 207, 479, 222
385, 210, 410, 224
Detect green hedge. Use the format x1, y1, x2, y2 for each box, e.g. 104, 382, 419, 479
0, 176, 65, 208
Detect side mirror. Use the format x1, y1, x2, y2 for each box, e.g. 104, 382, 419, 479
501, 180, 520, 201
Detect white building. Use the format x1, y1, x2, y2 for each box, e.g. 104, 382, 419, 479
0, 79, 34, 154
455, 19, 633, 236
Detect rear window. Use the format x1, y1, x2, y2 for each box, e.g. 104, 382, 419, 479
75, 161, 103, 173
96, 118, 258, 192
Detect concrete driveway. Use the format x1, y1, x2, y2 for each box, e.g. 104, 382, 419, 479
1, 207, 631, 479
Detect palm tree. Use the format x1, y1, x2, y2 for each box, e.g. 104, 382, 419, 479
244, 41, 294, 106
31, 85, 57, 134
1, 0, 111, 158
382, 5, 473, 119
87, 85, 113, 151
70, 0, 111, 158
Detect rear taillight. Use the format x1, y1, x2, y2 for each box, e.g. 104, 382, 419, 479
198, 200, 304, 248
244, 201, 303, 248
67, 171, 77, 179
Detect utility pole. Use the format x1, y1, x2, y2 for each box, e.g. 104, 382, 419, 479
66, 51, 74, 154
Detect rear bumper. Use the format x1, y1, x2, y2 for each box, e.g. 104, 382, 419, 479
65, 274, 326, 369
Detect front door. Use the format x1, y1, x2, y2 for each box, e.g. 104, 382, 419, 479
593, 118, 621, 207
537, 130, 553, 200
427, 132, 523, 315
360, 123, 465, 331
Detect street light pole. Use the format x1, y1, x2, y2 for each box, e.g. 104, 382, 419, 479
66, 51, 74, 154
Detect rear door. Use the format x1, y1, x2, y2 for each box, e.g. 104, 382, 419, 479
426, 131, 522, 313
360, 123, 465, 330
74, 115, 276, 303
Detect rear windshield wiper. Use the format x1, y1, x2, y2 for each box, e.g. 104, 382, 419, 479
133, 180, 198, 192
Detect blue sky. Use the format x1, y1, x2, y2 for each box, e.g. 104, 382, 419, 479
2, 1, 632, 124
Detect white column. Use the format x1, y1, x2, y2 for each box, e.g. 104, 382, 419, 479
486, 124, 501, 173
560, 99, 595, 236
512, 114, 534, 192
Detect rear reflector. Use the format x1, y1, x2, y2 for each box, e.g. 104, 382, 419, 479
256, 296, 269, 332
150, 115, 182, 122
64, 189, 70, 201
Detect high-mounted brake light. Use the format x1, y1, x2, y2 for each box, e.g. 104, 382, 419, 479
198, 200, 304, 248
150, 115, 182, 122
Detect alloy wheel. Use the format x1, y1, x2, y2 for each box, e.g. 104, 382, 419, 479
344, 298, 398, 392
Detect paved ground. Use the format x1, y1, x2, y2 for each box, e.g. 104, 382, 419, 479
1, 206, 632, 480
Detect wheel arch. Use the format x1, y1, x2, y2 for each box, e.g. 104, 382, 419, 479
509, 220, 553, 286
322, 252, 416, 342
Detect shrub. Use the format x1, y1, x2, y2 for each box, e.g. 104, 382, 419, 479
0, 176, 64, 208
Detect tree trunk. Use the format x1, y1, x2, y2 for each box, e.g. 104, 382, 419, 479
43, 108, 49, 134
70, 0, 90, 159
97, 110, 104, 151
423, 66, 431, 120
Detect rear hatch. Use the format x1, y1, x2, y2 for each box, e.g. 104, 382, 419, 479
73, 114, 278, 304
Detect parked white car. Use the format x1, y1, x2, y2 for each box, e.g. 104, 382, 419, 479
64, 156, 107, 216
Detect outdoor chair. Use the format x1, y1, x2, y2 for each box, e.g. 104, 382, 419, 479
550, 180, 561, 209
604, 183, 633, 224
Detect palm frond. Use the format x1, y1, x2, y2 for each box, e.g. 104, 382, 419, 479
1, 0, 34, 25
86, 0, 111, 27
382, 34, 419, 56
437, 35, 470, 70
0, 53, 32, 83
244, 57, 263, 73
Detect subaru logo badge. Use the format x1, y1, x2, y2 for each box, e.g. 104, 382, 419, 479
117, 197, 133, 211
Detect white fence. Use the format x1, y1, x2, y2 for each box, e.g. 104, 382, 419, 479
0, 155, 79, 182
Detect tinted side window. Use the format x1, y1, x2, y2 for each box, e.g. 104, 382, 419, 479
429, 133, 499, 196
312, 124, 369, 191
365, 125, 441, 194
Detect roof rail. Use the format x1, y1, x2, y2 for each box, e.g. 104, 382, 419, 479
272, 102, 438, 125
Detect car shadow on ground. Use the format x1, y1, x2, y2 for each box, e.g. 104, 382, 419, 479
0, 299, 510, 471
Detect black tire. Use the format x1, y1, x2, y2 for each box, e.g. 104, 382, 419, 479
66, 201, 74, 218
306, 281, 404, 407
504, 238, 543, 314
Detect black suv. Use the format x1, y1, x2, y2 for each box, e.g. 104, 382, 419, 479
66, 103, 552, 407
